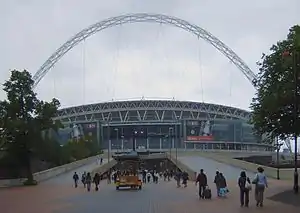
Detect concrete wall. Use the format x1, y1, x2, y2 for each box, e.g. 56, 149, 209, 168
192, 152, 294, 181
0, 155, 101, 187
91, 160, 117, 177
166, 153, 197, 181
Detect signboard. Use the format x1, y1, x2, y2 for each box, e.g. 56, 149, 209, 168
186, 135, 214, 141
186, 119, 213, 141
69, 122, 97, 142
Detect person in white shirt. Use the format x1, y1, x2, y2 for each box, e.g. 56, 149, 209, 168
252, 167, 268, 207
146, 172, 152, 183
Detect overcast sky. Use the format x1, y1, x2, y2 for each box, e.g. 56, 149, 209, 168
1, 0, 299, 111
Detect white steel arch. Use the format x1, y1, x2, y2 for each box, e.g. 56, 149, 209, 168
33, 13, 257, 88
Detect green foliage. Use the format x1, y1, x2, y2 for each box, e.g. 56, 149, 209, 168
0, 70, 61, 181
0, 70, 102, 181
63, 136, 101, 161
251, 25, 300, 140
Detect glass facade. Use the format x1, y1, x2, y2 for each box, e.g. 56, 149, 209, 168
185, 119, 259, 143
55, 119, 262, 150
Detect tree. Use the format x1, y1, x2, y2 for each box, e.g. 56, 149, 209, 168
251, 25, 300, 141
64, 138, 90, 160
0, 70, 61, 183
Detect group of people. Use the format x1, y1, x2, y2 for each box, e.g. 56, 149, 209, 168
141, 170, 160, 183
194, 167, 268, 208
72, 171, 101, 191
195, 169, 227, 199
238, 167, 268, 207
72, 165, 269, 208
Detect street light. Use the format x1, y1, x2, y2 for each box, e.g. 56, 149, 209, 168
133, 130, 139, 151
169, 127, 173, 158
275, 136, 284, 180
283, 49, 299, 194
107, 119, 112, 162
121, 135, 124, 151
114, 128, 119, 152
174, 115, 180, 166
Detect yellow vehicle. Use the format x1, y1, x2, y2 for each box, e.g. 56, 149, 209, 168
114, 152, 142, 190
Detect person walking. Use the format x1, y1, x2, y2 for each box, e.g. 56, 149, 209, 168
182, 171, 189, 188
195, 169, 207, 199
81, 172, 87, 188
73, 172, 79, 188
175, 170, 182, 188
213, 171, 221, 196
147, 171, 152, 183
93, 172, 101, 191
238, 171, 251, 207
252, 167, 268, 207
86, 172, 92, 192
218, 173, 228, 197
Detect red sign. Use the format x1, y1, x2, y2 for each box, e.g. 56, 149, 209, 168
186, 135, 214, 141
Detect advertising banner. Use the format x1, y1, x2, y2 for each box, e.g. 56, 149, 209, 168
185, 119, 214, 142
69, 122, 97, 142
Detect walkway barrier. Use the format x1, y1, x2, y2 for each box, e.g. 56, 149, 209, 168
0, 154, 101, 187
166, 153, 197, 181
91, 160, 117, 178
197, 152, 294, 180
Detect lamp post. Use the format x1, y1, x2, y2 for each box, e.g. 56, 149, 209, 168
107, 121, 111, 162
114, 128, 119, 152
133, 130, 138, 151
283, 49, 299, 194
275, 136, 283, 180
140, 130, 144, 150
169, 127, 173, 158
174, 116, 180, 166
121, 135, 124, 151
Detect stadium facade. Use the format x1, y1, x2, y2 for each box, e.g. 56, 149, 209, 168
53, 99, 274, 151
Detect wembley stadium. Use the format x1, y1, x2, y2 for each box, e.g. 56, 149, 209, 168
53, 99, 274, 152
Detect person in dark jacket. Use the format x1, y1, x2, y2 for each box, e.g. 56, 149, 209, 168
86, 172, 92, 191
195, 169, 207, 199
182, 171, 189, 188
73, 172, 79, 188
93, 172, 101, 191
213, 171, 221, 196
174, 170, 182, 188
238, 171, 251, 207
218, 173, 228, 197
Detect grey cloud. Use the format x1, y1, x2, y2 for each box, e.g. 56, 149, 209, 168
1, 0, 300, 110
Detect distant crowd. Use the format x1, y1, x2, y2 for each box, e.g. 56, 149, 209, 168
72, 165, 268, 208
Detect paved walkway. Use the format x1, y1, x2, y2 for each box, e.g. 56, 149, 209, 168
0, 157, 298, 213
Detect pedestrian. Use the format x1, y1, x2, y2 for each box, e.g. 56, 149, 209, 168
73, 172, 79, 188
182, 171, 189, 188
154, 171, 159, 184
142, 170, 147, 183
86, 172, 92, 191
81, 172, 87, 188
195, 169, 207, 199
238, 171, 251, 207
93, 172, 101, 191
213, 171, 221, 196
218, 173, 228, 197
175, 170, 182, 188
252, 167, 268, 207
147, 171, 151, 183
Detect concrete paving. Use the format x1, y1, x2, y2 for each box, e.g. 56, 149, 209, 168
0, 155, 298, 213
179, 156, 256, 181
43, 159, 108, 185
